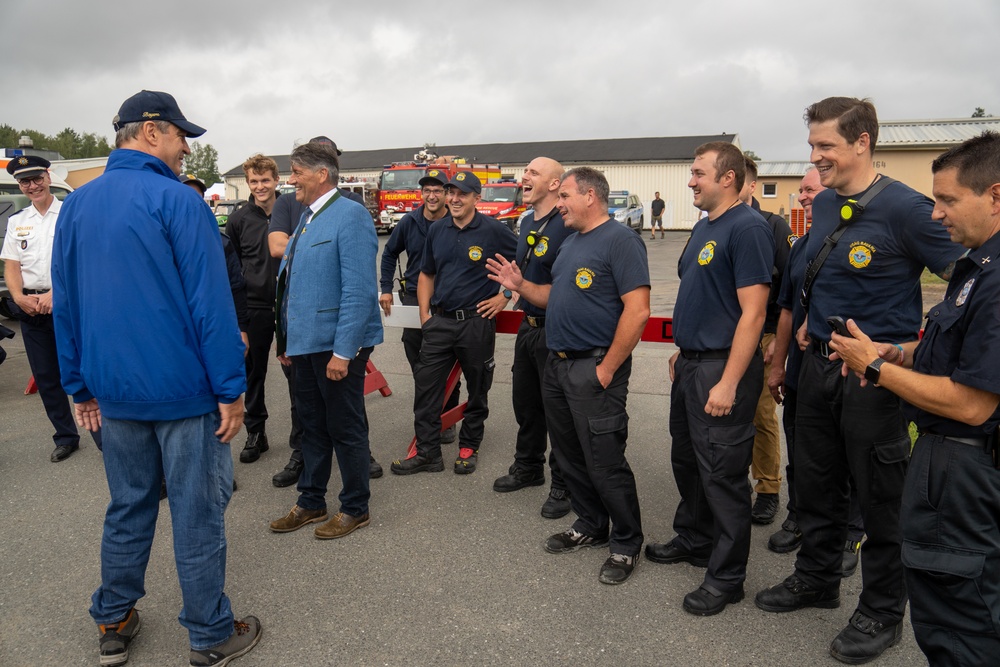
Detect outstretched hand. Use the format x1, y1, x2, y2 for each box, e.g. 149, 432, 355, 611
485, 254, 523, 292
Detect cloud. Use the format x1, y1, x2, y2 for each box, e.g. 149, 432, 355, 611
4, 0, 998, 172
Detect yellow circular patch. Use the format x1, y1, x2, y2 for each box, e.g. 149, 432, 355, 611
468, 246, 483, 261
698, 241, 716, 266
533, 238, 548, 257
848, 244, 872, 268
456, 173, 466, 181
575, 268, 595, 289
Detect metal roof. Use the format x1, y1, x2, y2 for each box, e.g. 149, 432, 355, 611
877, 118, 1000, 147
223, 134, 736, 177
755, 161, 812, 177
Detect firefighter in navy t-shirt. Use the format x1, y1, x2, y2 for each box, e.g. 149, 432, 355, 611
646, 142, 773, 616
487, 167, 650, 586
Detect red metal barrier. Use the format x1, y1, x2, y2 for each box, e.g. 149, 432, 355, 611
364, 360, 392, 397
402, 311, 673, 457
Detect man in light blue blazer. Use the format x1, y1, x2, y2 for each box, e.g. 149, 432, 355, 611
269, 142, 383, 540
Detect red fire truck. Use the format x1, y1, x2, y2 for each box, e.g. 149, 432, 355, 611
475, 179, 525, 231
377, 154, 500, 231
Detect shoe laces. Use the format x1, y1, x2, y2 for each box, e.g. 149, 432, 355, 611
458, 447, 476, 459
609, 553, 634, 565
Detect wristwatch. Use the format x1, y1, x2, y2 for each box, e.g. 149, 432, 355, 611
864, 358, 887, 385
503, 289, 513, 299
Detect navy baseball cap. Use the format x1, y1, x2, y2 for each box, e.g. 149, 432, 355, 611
5, 155, 50, 180
445, 171, 482, 194
182, 173, 207, 194
419, 168, 449, 188
113, 90, 206, 137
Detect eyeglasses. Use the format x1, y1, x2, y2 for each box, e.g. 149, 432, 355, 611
17, 175, 46, 188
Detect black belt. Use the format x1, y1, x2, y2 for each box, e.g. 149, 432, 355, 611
525, 315, 545, 328
22, 288, 50, 295
680, 348, 730, 360
810, 339, 833, 359
920, 431, 993, 448
553, 347, 607, 360
433, 307, 478, 321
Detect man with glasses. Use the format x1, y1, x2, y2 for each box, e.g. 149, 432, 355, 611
379, 168, 459, 446
2, 155, 101, 462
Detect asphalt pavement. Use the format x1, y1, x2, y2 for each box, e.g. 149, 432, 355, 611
0, 230, 928, 666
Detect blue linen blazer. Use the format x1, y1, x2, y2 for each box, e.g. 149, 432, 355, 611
280, 194, 383, 358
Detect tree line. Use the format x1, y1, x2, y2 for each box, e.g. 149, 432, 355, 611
1, 124, 222, 186
1, 123, 113, 160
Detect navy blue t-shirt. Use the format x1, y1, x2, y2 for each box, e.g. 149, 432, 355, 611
379, 205, 443, 296
516, 208, 573, 317
421, 211, 517, 311
804, 179, 962, 342
776, 233, 810, 391
673, 203, 774, 351
906, 232, 1000, 436
546, 220, 650, 352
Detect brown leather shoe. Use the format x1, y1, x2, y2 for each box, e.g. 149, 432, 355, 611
314, 511, 371, 540
269, 505, 328, 533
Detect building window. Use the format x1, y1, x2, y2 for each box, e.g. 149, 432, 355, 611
762, 182, 777, 198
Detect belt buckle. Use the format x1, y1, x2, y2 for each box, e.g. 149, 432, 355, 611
455, 310, 466, 321
527, 316, 537, 327
556, 351, 568, 359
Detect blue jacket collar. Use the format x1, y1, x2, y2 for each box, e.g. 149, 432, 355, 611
106, 148, 182, 182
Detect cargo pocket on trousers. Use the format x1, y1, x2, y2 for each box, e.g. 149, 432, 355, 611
708, 423, 756, 477
902, 541, 998, 636
870, 436, 910, 505
589, 413, 628, 469
482, 356, 496, 393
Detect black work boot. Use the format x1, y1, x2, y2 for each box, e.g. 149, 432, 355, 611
239, 431, 269, 463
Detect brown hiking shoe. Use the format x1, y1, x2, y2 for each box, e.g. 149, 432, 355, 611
98, 607, 141, 666
189, 615, 262, 666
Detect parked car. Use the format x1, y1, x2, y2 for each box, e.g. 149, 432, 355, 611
608, 191, 644, 231
212, 199, 246, 231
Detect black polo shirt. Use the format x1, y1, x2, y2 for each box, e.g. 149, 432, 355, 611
421, 211, 517, 311
906, 232, 1000, 437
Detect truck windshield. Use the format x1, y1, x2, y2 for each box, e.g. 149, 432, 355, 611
481, 185, 518, 203
379, 169, 424, 190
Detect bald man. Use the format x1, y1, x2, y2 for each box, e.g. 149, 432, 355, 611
492, 158, 575, 519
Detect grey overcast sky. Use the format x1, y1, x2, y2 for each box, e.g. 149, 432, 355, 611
4, 0, 998, 173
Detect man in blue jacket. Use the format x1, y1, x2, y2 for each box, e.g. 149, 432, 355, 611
51, 90, 260, 667
269, 141, 383, 540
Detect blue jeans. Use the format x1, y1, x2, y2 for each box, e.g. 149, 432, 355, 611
294, 349, 372, 516
89, 413, 235, 650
